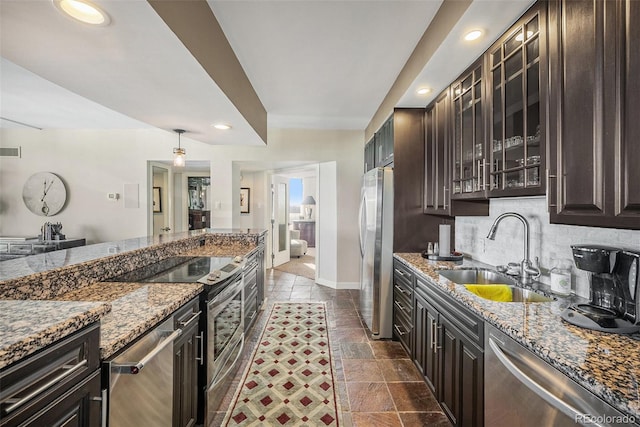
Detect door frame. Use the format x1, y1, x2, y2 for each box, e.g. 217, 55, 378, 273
147, 162, 174, 236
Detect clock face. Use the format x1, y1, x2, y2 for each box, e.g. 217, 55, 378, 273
22, 172, 67, 216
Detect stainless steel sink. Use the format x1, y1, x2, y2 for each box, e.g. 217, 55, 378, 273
438, 268, 518, 287
438, 268, 553, 303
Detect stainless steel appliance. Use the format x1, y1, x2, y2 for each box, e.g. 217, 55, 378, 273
203, 268, 244, 424
109, 256, 245, 425
485, 325, 635, 427
561, 246, 640, 334
358, 167, 393, 339
106, 308, 200, 427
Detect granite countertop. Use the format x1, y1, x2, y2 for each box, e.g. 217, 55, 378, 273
0, 231, 266, 369
53, 282, 203, 359
0, 300, 111, 369
394, 253, 640, 420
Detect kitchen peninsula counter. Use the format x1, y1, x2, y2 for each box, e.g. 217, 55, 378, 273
0, 229, 266, 369
394, 253, 640, 421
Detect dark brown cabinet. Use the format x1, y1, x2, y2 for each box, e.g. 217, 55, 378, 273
487, 3, 547, 197
547, 0, 640, 229
364, 137, 375, 172
189, 210, 210, 230
424, 91, 451, 214
393, 263, 484, 427
414, 275, 484, 427
392, 260, 413, 354
0, 324, 101, 427
451, 59, 487, 199
424, 89, 489, 217
174, 302, 200, 427
375, 116, 394, 167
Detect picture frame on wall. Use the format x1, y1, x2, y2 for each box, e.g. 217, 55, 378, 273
240, 187, 250, 214
153, 187, 162, 213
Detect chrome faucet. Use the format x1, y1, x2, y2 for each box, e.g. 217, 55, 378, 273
486, 212, 540, 284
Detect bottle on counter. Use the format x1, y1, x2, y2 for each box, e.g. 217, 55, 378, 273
550, 259, 573, 295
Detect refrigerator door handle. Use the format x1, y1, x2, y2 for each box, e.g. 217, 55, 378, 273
358, 191, 366, 257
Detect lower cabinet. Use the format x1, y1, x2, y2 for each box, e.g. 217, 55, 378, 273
174, 301, 200, 427
0, 323, 102, 427
393, 262, 484, 427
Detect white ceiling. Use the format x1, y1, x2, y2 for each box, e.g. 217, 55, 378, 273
0, 0, 535, 146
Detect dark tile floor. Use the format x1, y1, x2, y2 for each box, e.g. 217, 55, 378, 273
212, 269, 452, 427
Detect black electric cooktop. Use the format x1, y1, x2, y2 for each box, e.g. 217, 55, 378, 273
110, 256, 235, 284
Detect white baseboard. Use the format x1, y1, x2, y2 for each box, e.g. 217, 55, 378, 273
315, 278, 359, 290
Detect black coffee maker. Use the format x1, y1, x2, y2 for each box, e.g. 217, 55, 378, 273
561, 245, 640, 334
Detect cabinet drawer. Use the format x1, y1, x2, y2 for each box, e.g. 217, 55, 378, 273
393, 261, 414, 287
394, 287, 412, 319
0, 323, 100, 426
173, 297, 200, 330
415, 275, 484, 347
393, 310, 412, 351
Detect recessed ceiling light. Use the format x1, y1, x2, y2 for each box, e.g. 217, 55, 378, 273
464, 30, 483, 41
417, 87, 431, 95
53, 0, 110, 26
213, 123, 232, 130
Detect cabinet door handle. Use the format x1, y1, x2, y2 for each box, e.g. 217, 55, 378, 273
431, 322, 437, 353
4, 359, 88, 414
443, 187, 448, 210
436, 325, 443, 350
394, 300, 406, 312
394, 268, 407, 278
547, 170, 557, 208
394, 284, 409, 295
394, 324, 407, 336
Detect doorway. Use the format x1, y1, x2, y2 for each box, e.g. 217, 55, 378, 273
188, 176, 211, 230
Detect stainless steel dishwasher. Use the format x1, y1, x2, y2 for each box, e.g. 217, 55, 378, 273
485, 325, 636, 427
105, 306, 198, 427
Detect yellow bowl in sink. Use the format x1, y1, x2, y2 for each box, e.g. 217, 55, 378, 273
464, 284, 513, 302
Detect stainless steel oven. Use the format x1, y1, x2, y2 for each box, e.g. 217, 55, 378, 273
205, 270, 244, 424
109, 256, 246, 426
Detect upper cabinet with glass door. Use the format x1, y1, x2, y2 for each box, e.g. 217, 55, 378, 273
451, 58, 486, 199
487, 4, 547, 196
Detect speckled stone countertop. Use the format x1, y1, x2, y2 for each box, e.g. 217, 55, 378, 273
0, 300, 111, 369
394, 253, 640, 420
52, 282, 203, 359
0, 230, 266, 368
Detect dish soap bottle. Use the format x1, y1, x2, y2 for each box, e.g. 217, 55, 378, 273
550, 259, 573, 295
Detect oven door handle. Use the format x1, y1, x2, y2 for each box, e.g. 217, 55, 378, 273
210, 338, 244, 390
112, 329, 182, 374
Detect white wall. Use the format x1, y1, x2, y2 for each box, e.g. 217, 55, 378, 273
210, 128, 363, 286
456, 196, 640, 298
0, 128, 216, 243
0, 127, 363, 285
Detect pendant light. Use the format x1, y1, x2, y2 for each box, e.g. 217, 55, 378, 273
173, 129, 186, 167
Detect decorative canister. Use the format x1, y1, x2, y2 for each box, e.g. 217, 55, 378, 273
550, 259, 573, 295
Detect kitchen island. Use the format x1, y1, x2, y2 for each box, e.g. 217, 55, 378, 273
394, 253, 640, 424
0, 229, 266, 426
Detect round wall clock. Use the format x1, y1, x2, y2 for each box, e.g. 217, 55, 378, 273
22, 172, 67, 216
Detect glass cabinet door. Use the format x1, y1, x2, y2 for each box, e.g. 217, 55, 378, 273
452, 62, 485, 198
489, 9, 543, 194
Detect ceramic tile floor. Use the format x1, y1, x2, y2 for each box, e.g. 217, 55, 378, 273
210, 268, 452, 427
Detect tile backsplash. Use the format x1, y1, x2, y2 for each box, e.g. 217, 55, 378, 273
455, 196, 640, 298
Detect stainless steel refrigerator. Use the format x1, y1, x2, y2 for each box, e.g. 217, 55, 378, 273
358, 167, 393, 339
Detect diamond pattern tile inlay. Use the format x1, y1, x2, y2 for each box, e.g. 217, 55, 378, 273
223, 303, 340, 426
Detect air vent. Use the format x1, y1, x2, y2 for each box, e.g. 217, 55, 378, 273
0, 147, 21, 158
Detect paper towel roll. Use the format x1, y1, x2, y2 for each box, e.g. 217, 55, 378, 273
439, 224, 451, 257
